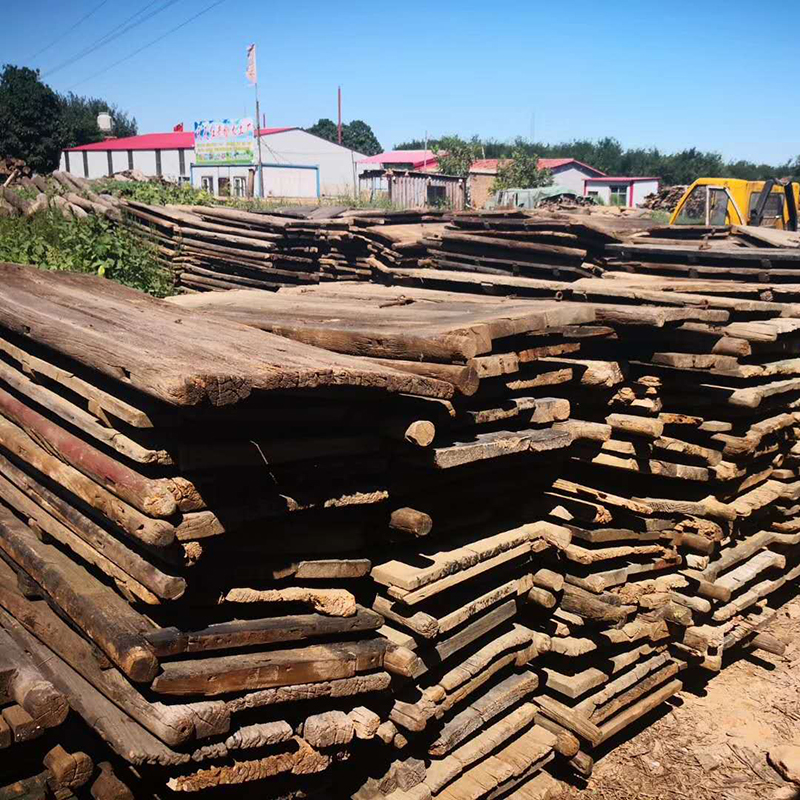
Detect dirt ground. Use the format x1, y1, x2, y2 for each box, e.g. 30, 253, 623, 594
553, 594, 800, 800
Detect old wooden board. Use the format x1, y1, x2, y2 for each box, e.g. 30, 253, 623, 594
0, 263, 450, 405
169, 284, 596, 362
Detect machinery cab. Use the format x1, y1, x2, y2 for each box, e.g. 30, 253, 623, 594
669, 177, 799, 230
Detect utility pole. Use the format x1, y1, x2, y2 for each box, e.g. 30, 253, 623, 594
247, 44, 263, 198
338, 86, 342, 145
255, 83, 264, 198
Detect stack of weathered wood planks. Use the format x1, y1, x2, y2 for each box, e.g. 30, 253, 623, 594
121, 202, 448, 293
123, 202, 313, 292
0, 262, 466, 797
417, 211, 661, 282
0, 264, 605, 798
5, 246, 800, 797
163, 284, 610, 799
178, 274, 800, 788
599, 223, 800, 281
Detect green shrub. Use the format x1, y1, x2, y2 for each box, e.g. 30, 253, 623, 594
0, 211, 173, 297
94, 179, 213, 207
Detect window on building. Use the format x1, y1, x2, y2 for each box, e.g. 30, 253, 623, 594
233, 176, 246, 198
178, 176, 191, 185
178, 149, 186, 176
609, 185, 627, 206
426, 184, 446, 206
200, 176, 214, 194
218, 177, 230, 197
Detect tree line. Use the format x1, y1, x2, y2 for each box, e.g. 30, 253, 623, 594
0, 65, 137, 173
396, 134, 800, 186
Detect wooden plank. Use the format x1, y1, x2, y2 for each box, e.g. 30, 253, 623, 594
0, 607, 190, 766
0, 386, 177, 517
0, 263, 451, 405
0, 505, 158, 683
0, 414, 176, 548
150, 639, 387, 696
144, 607, 383, 656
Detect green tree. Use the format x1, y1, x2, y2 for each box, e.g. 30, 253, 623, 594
306, 118, 382, 155
492, 149, 553, 190
306, 118, 338, 142
434, 135, 482, 176
343, 119, 381, 156
58, 92, 137, 149
0, 65, 62, 172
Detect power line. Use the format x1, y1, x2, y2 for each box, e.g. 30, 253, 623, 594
27, 0, 111, 62
69, 0, 228, 90
43, 0, 182, 79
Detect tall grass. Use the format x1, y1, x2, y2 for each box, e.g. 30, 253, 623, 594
0, 211, 173, 297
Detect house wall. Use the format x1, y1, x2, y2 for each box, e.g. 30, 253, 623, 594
469, 173, 495, 209
255, 130, 366, 196
585, 183, 614, 204
60, 148, 194, 180
550, 164, 601, 194
59, 129, 363, 195
584, 180, 660, 207
631, 180, 659, 206
192, 164, 319, 199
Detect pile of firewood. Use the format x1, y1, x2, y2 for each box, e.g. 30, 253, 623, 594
639, 185, 688, 212
0, 157, 32, 183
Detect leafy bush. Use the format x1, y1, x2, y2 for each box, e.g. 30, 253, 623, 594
493, 150, 554, 191
94, 179, 213, 207
0, 211, 173, 297
434, 135, 482, 177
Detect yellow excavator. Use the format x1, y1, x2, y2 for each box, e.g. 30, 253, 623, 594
669, 177, 799, 230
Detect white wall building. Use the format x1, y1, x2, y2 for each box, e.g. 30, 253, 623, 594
59, 128, 367, 199
583, 177, 660, 207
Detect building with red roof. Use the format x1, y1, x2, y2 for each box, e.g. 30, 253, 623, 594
59, 127, 368, 199
358, 150, 437, 170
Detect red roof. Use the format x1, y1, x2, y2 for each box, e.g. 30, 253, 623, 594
584, 176, 659, 183
64, 128, 295, 152
469, 158, 510, 173
469, 157, 605, 176
359, 150, 437, 168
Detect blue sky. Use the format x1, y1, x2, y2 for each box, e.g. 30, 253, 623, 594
5, 1, 799, 163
